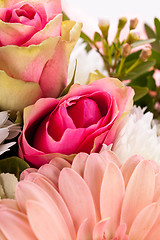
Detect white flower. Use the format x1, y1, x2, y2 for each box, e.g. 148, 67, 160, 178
0, 173, 18, 199
68, 39, 107, 85
0, 111, 20, 155
112, 106, 160, 165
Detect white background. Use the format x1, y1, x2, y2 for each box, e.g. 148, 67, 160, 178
62, 0, 159, 24
62, 0, 160, 36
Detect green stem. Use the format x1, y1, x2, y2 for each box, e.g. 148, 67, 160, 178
117, 57, 126, 77
125, 59, 141, 75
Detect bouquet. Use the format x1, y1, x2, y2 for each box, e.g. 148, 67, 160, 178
0, 0, 160, 239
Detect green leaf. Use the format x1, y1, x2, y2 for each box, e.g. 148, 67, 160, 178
132, 85, 149, 101
94, 32, 101, 42
85, 43, 92, 53
60, 61, 77, 97
130, 38, 155, 48
145, 23, 160, 52
154, 18, 160, 39
125, 50, 141, 62
150, 49, 160, 68
62, 12, 70, 21
135, 93, 155, 113
145, 23, 157, 39
123, 60, 155, 80
147, 75, 156, 91
0, 157, 29, 179
80, 31, 93, 43
128, 70, 154, 87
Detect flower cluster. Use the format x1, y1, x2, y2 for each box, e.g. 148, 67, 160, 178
0, 0, 160, 238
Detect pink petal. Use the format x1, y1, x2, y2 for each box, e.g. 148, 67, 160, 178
0, 199, 19, 211
144, 213, 160, 239
121, 155, 143, 188
39, 39, 68, 98
84, 153, 107, 221
0, 21, 37, 46
33, 176, 76, 238
0, 230, 7, 240
0, 208, 37, 239
61, 78, 134, 117
129, 203, 160, 239
59, 168, 96, 233
67, 97, 102, 128
100, 162, 125, 236
153, 173, 160, 202
93, 219, 109, 240
76, 219, 93, 240
120, 160, 155, 233
100, 149, 121, 168
20, 168, 37, 181
38, 163, 60, 188
114, 223, 127, 239
72, 152, 88, 178
49, 156, 71, 170
24, 14, 62, 46
16, 180, 58, 213
27, 200, 72, 240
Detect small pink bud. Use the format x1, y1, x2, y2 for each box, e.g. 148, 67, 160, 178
121, 43, 131, 57
139, 47, 152, 61
130, 18, 138, 30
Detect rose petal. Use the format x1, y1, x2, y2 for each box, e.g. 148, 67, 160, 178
0, 20, 37, 46
0, 70, 43, 113
24, 14, 62, 46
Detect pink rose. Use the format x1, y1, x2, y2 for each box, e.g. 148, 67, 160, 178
19, 78, 134, 167
0, 0, 81, 114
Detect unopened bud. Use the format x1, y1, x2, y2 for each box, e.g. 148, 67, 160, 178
121, 43, 131, 58
130, 18, 138, 30
118, 17, 127, 30
126, 30, 140, 44
98, 19, 110, 39
139, 47, 152, 61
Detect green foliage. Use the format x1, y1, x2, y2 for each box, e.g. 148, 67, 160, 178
60, 61, 77, 97
132, 86, 149, 101
0, 157, 29, 179
94, 32, 102, 42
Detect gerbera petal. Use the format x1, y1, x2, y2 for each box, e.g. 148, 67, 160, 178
100, 161, 125, 236
59, 168, 96, 233
72, 152, 88, 177
84, 153, 107, 220
0, 208, 37, 239
120, 160, 155, 233
93, 219, 109, 240
121, 155, 143, 188
27, 200, 72, 240
33, 176, 76, 238
129, 203, 160, 239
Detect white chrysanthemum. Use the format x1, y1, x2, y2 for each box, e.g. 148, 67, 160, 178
113, 106, 160, 165
0, 173, 18, 199
0, 111, 20, 155
68, 39, 107, 85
